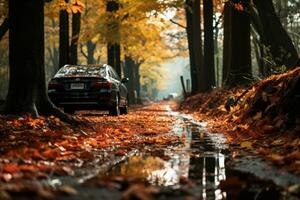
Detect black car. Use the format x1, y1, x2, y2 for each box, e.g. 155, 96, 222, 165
48, 64, 129, 115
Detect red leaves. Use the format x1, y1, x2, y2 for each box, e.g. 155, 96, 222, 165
0, 103, 181, 184
3, 163, 20, 174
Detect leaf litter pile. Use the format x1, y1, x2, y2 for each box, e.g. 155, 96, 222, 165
181, 67, 300, 175
0, 104, 182, 199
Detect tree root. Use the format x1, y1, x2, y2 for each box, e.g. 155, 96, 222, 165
0, 98, 89, 126
38, 102, 87, 126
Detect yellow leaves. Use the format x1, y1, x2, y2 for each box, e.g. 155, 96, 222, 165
240, 141, 252, 149
66, 0, 85, 14
53, 0, 85, 13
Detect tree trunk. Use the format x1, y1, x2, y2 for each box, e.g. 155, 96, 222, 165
115, 44, 121, 76
203, 0, 215, 90
133, 62, 141, 104
0, 17, 9, 41
254, 0, 299, 68
185, 1, 197, 94
87, 41, 96, 64
59, 0, 69, 68
2, 0, 79, 124
224, 0, 252, 87
107, 43, 115, 67
81, 40, 96, 64
70, 13, 81, 65
106, 0, 121, 77
124, 56, 136, 105
222, 2, 232, 85
185, 0, 204, 94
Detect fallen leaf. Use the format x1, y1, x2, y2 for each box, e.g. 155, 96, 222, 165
268, 154, 284, 162
240, 141, 252, 148
253, 112, 262, 120
122, 183, 159, 200
287, 184, 300, 194
59, 185, 77, 195
2, 163, 20, 173
286, 151, 300, 160
2, 173, 12, 182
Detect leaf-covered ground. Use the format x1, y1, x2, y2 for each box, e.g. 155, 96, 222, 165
180, 67, 300, 175
0, 103, 183, 199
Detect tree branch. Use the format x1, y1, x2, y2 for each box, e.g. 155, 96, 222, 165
80, 44, 88, 59
169, 18, 186, 29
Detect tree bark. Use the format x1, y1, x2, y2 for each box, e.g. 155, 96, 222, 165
222, 2, 232, 85
2, 0, 80, 125
185, 0, 204, 94
115, 44, 121, 76
124, 56, 136, 105
106, 0, 121, 77
70, 13, 81, 65
87, 40, 96, 64
81, 41, 97, 64
253, 0, 299, 68
203, 0, 215, 90
133, 62, 141, 103
59, 0, 69, 68
0, 17, 9, 41
224, 0, 252, 87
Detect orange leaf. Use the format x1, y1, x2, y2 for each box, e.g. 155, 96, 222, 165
3, 163, 20, 173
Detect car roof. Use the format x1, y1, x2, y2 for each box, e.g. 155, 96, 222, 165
63, 64, 108, 68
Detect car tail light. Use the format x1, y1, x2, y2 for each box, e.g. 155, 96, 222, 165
91, 81, 113, 89
48, 80, 63, 89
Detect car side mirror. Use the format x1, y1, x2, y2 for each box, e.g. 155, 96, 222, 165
121, 78, 129, 83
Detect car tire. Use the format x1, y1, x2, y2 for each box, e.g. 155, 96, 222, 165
120, 105, 128, 115
120, 96, 129, 115
109, 95, 120, 116
64, 107, 75, 115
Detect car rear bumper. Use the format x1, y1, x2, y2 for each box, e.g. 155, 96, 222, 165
48, 90, 117, 110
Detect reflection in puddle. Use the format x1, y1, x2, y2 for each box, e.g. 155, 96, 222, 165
111, 156, 180, 186
110, 117, 228, 199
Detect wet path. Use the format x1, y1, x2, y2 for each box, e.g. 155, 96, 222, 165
107, 107, 287, 199
57, 105, 297, 200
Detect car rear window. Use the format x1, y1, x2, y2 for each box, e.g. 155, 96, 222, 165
55, 66, 106, 78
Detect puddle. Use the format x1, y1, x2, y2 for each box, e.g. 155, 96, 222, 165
109, 116, 229, 197
108, 108, 287, 199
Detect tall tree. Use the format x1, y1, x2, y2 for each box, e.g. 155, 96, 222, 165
2, 0, 76, 123
70, 12, 81, 65
59, 0, 69, 68
223, 0, 252, 87
222, 2, 231, 84
253, 0, 299, 68
203, 0, 215, 90
124, 56, 136, 105
185, 0, 204, 94
107, 0, 121, 77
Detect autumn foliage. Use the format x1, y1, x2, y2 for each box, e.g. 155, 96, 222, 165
0, 104, 182, 198
181, 67, 300, 174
